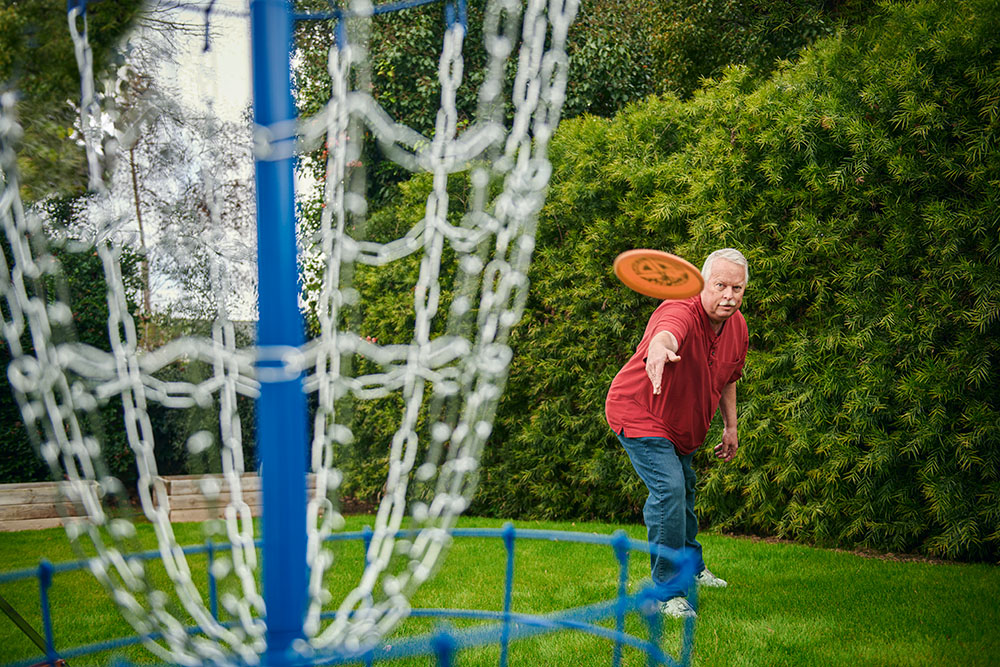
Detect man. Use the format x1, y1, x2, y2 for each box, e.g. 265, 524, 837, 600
605, 248, 749, 618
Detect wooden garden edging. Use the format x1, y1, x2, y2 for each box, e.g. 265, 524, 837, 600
0, 474, 318, 530
0, 481, 89, 532
156, 473, 318, 523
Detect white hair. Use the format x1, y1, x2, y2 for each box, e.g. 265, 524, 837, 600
702, 248, 749, 284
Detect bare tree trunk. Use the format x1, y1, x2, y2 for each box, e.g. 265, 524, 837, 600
130, 145, 154, 348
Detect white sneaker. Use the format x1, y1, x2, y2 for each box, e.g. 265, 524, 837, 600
694, 569, 728, 588
658, 597, 697, 618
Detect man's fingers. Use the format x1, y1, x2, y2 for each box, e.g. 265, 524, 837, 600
715, 441, 736, 461
646, 361, 662, 394
724, 443, 737, 461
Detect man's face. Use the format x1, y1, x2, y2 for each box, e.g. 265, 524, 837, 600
700, 259, 746, 326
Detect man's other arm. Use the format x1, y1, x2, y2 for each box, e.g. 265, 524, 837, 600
714, 381, 738, 461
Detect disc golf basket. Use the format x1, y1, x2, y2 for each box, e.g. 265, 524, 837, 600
0, 0, 698, 664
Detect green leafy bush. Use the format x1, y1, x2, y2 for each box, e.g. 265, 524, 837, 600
648, 0, 849, 98
0, 201, 143, 484
1, 0, 143, 483
293, 0, 870, 205
335, 0, 999, 561
0, 236, 255, 486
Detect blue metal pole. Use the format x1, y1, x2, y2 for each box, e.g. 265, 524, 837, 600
500, 523, 516, 667
431, 625, 456, 667
37, 561, 58, 666
249, 0, 309, 664
207, 538, 218, 621
612, 531, 630, 667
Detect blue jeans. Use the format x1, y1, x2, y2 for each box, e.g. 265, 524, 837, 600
618, 431, 704, 600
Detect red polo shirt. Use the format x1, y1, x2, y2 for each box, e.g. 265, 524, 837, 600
605, 296, 748, 455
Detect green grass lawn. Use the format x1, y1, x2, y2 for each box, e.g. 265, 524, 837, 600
1, 516, 997, 666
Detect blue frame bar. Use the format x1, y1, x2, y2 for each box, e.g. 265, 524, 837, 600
612, 531, 630, 667
37, 561, 58, 666
249, 0, 309, 663
500, 523, 515, 667
207, 539, 219, 621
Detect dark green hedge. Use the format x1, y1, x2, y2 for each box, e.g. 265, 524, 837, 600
0, 211, 143, 485
2, 0, 143, 482
334, 0, 999, 561
0, 244, 257, 485
293, 0, 871, 205
0, 198, 247, 486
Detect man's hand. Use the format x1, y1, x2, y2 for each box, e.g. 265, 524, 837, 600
714, 427, 738, 461
645, 332, 681, 395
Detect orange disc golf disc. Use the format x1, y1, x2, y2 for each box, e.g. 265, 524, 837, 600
613, 249, 704, 299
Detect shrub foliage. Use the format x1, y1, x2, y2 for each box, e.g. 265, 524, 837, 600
0, 0, 143, 201
337, 0, 1000, 561
0, 199, 143, 484
2, 0, 143, 482
292, 0, 867, 203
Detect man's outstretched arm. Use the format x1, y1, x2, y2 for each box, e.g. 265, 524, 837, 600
645, 331, 680, 395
